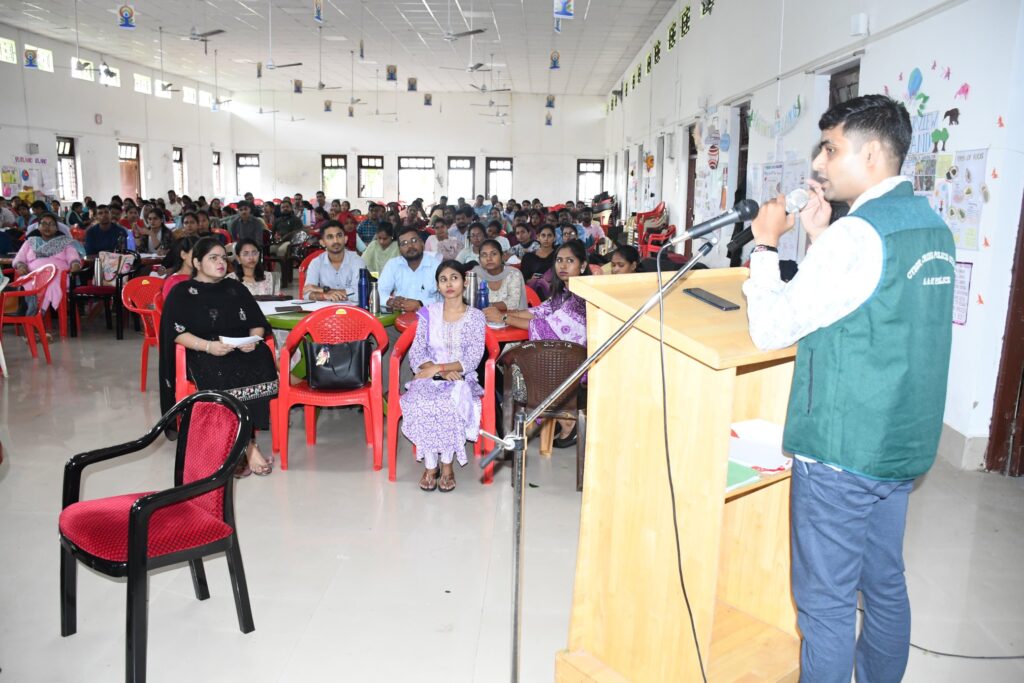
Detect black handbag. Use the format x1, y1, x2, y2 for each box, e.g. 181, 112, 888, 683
303, 339, 372, 390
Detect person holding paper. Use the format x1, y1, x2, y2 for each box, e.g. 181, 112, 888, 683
743, 94, 954, 683
158, 236, 279, 477
302, 221, 366, 302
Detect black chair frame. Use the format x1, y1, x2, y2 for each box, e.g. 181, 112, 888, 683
59, 390, 255, 683
69, 251, 144, 340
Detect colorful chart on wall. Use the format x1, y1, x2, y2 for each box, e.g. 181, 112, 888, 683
946, 148, 987, 250
1, 166, 17, 199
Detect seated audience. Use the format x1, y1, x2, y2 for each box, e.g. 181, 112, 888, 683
507, 224, 538, 261
361, 223, 399, 274
158, 237, 278, 476
342, 214, 367, 253
424, 217, 462, 261
12, 212, 83, 314
160, 236, 196, 299
456, 223, 486, 265
84, 205, 134, 255
230, 201, 267, 243
474, 239, 527, 319
302, 221, 366, 302
270, 199, 305, 263
520, 225, 557, 283
357, 203, 383, 244
608, 244, 642, 274
485, 220, 511, 252
400, 260, 486, 493
140, 210, 174, 255
65, 201, 87, 227
227, 237, 278, 296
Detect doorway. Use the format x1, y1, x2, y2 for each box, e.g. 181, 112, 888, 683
118, 142, 141, 200
986, 190, 1024, 475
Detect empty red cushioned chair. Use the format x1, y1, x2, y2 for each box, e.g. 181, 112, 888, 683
59, 390, 255, 683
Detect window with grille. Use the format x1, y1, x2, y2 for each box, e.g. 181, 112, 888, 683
182, 86, 196, 104
0, 37, 16, 64
447, 157, 474, 200
398, 156, 435, 204
829, 64, 860, 108
236, 154, 260, 194
133, 73, 151, 94
576, 159, 604, 203
485, 157, 512, 200
358, 155, 384, 198
56, 137, 79, 201
98, 65, 120, 87
172, 147, 185, 195
118, 143, 139, 161
321, 155, 347, 199
212, 151, 222, 197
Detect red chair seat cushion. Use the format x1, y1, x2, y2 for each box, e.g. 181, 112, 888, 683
59, 493, 233, 562
72, 285, 117, 296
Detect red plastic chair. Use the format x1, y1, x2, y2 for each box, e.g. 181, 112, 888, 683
122, 277, 164, 392
71, 227, 87, 242
639, 224, 676, 259
175, 334, 280, 453
386, 319, 500, 484
276, 306, 389, 471
296, 249, 325, 296
212, 227, 233, 244
0, 264, 57, 363
634, 200, 666, 248
59, 391, 255, 683
525, 286, 541, 308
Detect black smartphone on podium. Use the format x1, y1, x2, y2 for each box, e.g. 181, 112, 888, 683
683, 287, 740, 311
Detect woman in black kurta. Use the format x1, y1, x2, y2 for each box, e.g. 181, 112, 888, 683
158, 237, 279, 475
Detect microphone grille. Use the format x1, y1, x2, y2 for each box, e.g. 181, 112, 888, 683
786, 187, 810, 213
735, 199, 759, 221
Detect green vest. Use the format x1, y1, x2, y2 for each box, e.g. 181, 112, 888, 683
782, 181, 955, 481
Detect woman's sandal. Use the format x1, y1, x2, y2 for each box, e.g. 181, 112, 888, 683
249, 447, 274, 477
234, 461, 252, 478
438, 471, 456, 493
420, 468, 439, 491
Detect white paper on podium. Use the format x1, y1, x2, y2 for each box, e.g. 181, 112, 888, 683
729, 419, 791, 472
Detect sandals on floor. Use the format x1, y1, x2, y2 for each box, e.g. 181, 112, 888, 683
438, 472, 456, 493
420, 468, 439, 491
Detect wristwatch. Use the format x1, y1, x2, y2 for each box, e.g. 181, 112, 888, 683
752, 244, 778, 254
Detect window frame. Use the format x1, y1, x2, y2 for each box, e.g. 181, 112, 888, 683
23, 44, 54, 72
447, 156, 475, 200
576, 159, 605, 203
321, 154, 348, 199
357, 155, 384, 199
0, 37, 16, 64
212, 151, 222, 197
71, 57, 95, 82
172, 146, 185, 195
56, 136, 79, 201
182, 86, 196, 104
235, 153, 261, 193
133, 73, 151, 94
485, 157, 513, 200
397, 156, 435, 204
98, 65, 121, 87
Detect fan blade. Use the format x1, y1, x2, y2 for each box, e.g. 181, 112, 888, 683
469, 84, 484, 91
451, 28, 486, 39
469, 62, 485, 71
271, 62, 303, 69
490, 88, 511, 92
196, 29, 225, 38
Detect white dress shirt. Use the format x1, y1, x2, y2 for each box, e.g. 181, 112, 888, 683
742, 176, 912, 352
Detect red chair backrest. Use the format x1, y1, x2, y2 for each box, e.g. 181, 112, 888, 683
122, 276, 164, 338
181, 401, 240, 518
390, 318, 499, 392
282, 305, 388, 357
212, 227, 233, 244
11, 263, 57, 297
297, 249, 325, 294
71, 227, 87, 242
525, 286, 541, 308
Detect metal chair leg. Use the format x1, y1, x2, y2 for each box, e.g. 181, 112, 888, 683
60, 545, 78, 636
125, 563, 149, 683
225, 539, 255, 634
188, 559, 210, 600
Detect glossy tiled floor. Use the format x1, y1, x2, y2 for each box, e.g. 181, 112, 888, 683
1, 324, 1022, 682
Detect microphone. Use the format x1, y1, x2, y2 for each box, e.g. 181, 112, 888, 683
726, 188, 809, 254
666, 199, 760, 247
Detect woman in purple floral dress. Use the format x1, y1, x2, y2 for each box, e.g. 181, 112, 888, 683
400, 260, 486, 492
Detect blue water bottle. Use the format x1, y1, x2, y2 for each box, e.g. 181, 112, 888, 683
358, 268, 370, 309
477, 280, 489, 309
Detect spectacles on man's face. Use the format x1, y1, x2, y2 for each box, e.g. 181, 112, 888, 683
399, 237, 421, 247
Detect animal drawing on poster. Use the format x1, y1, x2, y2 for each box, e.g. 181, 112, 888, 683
954, 82, 970, 99
943, 108, 960, 125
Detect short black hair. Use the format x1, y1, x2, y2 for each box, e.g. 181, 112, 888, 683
321, 219, 345, 235
377, 224, 395, 236
435, 259, 464, 282
818, 94, 912, 170
396, 224, 420, 240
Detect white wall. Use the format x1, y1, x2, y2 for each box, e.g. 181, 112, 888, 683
606, 0, 1024, 463
0, 22, 232, 202
229, 88, 606, 205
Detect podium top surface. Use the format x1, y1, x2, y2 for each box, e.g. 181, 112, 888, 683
569, 267, 796, 370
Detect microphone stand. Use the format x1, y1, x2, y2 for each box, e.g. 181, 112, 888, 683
478, 236, 720, 683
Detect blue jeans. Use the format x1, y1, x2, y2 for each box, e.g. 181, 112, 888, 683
791, 459, 915, 683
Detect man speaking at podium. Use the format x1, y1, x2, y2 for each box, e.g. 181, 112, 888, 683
742, 94, 955, 682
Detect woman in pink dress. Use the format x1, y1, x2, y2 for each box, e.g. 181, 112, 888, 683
12, 213, 83, 312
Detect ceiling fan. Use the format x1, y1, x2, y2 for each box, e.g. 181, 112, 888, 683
471, 63, 511, 94
347, 51, 368, 106
433, 0, 487, 42
471, 98, 509, 108
255, 67, 278, 115
157, 27, 181, 91
316, 26, 343, 90
369, 68, 397, 120
212, 49, 230, 108
183, 26, 225, 55
265, 0, 302, 70
441, 62, 489, 73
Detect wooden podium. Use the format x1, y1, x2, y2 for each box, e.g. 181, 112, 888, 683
557, 268, 800, 682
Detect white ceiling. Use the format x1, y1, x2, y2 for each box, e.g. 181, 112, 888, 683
4, 0, 675, 96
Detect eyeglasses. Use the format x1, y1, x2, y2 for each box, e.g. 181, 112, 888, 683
399, 237, 421, 247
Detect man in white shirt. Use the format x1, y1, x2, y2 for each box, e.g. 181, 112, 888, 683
303, 221, 366, 302
744, 94, 955, 683
166, 190, 183, 218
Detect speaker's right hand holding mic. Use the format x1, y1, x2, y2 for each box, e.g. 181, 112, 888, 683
750, 194, 796, 248
801, 179, 833, 243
